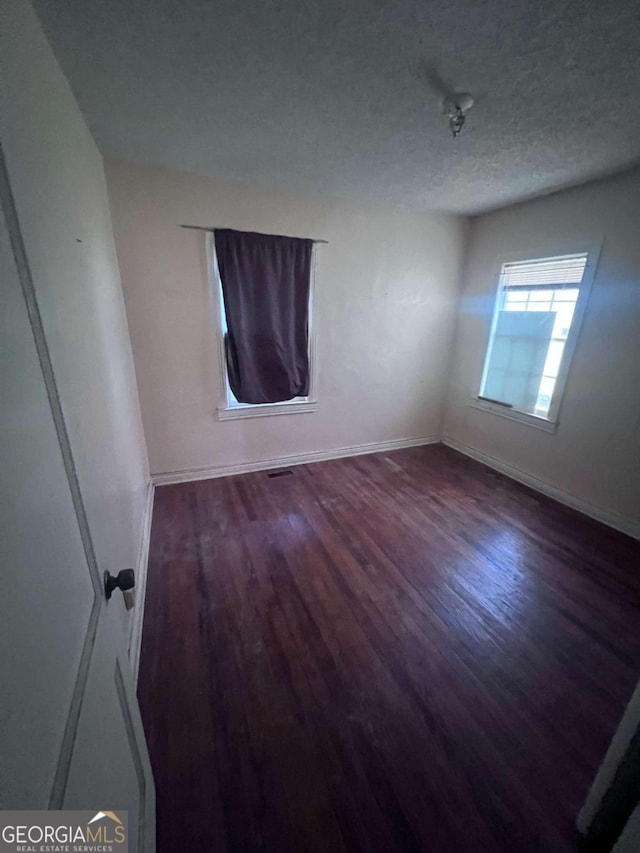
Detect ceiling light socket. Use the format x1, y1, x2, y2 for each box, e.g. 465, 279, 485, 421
450, 93, 474, 113
441, 92, 474, 138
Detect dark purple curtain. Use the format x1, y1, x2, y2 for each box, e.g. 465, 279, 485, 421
214, 229, 313, 404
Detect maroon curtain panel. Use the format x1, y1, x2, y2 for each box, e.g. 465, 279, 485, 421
214, 228, 313, 404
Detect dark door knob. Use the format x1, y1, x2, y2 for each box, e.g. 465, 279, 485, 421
104, 569, 135, 600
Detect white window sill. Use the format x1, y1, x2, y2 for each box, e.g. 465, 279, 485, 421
469, 398, 558, 433
217, 400, 317, 421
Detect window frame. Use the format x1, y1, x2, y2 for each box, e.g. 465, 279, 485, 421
207, 232, 318, 421
472, 241, 602, 432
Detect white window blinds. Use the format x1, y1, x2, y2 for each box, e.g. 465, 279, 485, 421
501, 254, 588, 290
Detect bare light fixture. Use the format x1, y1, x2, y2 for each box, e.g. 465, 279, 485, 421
442, 92, 474, 138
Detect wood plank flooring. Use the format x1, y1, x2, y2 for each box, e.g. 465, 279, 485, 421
138, 444, 640, 852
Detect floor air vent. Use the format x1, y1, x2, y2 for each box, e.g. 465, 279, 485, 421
267, 469, 293, 478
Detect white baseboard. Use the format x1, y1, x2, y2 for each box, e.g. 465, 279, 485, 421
129, 478, 155, 684
442, 436, 640, 541
151, 435, 440, 487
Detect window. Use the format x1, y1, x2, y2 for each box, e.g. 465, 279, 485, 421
477, 250, 597, 427
209, 233, 317, 420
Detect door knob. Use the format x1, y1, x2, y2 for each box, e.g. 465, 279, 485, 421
104, 568, 135, 600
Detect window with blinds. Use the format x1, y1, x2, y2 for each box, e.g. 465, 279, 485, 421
479, 253, 590, 421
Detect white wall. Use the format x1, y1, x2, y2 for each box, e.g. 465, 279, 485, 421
443, 168, 640, 538
106, 159, 467, 477
1, 0, 150, 629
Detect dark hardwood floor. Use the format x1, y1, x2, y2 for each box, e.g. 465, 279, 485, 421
138, 444, 640, 852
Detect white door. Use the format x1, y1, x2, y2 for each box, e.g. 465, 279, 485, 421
0, 149, 155, 849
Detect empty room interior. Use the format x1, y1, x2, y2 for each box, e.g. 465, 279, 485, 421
2, 0, 640, 850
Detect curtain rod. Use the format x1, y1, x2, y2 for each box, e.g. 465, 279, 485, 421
179, 224, 328, 243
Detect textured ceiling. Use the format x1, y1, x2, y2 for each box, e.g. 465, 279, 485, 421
32, 0, 640, 214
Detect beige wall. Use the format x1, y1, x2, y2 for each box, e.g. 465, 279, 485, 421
106, 159, 467, 477
2, 0, 150, 627
443, 169, 640, 537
